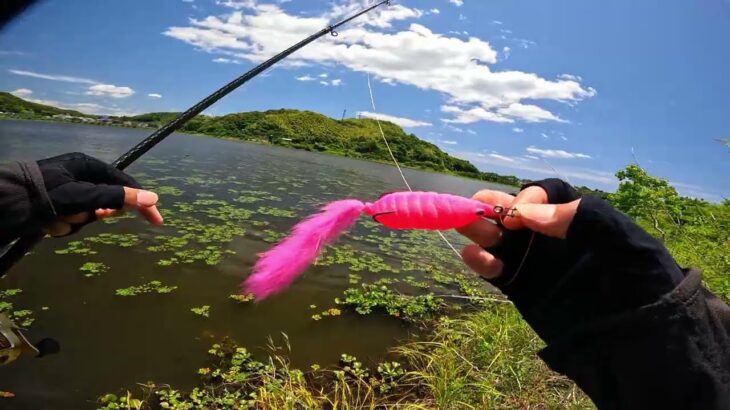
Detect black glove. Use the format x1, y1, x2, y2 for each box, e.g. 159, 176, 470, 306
484, 178, 685, 342
38, 152, 140, 217
0, 153, 141, 245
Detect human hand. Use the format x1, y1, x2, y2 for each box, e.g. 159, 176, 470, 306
457, 179, 685, 342
38, 152, 163, 237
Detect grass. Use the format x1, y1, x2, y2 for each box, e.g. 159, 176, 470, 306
396, 305, 591, 409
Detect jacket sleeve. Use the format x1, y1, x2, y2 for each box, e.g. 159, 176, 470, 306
0, 161, 55, 247
486, 180, 730, 409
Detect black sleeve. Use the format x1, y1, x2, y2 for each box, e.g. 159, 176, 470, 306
0, 161, 56, 247
486, 179, 730, 409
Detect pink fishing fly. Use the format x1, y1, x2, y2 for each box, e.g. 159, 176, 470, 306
243, 191, 504, 300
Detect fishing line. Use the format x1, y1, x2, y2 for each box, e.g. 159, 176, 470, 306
366, 73, 463, 259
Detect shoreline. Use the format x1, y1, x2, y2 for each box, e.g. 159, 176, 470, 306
0, 116, 521, 189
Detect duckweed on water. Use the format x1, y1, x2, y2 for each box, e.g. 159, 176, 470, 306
55, 240, 97, 255
191, 305, 211, 318
115, 281, 178, 297
86, 233, 141, 248
341, 283, 444, 321
79, 262, 109, 277
156, 186, 184, 196
0, 289, 34, 327
317, 245, 397, 273
232, 195, 262, 204
255, 206, 296, 218
229, 294, 255, 303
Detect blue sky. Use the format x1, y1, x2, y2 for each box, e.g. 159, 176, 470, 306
1, 0, 728, 200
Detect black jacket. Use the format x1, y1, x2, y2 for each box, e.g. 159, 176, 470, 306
485, 179, 730, 409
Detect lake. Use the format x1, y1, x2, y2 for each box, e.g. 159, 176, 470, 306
0, 120, 509, 409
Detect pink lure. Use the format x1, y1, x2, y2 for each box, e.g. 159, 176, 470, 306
243, 191, 499, 300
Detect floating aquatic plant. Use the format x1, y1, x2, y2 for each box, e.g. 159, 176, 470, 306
191, 305, 210, 318
115, 280, 178, 296
79, 262, 109, 277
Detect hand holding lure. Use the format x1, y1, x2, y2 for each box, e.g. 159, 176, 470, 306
243, 191, 510, 300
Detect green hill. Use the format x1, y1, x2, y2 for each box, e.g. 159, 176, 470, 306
3, 92, 608, 190
172, 109, 491, 180
0, 92, 93, 118
118, 109, 528, 185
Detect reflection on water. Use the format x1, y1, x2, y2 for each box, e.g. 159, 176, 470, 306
0, 121, 508, 409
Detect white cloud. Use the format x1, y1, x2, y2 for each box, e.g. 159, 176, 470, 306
357, 111, 432, 128
526, 146, 592, 159
489, 153, 516, 162
429, 8, 440, 14
164, 1, 594, 124
295, 75, 315, 81
85, 84, 135, 98
466, 129, 477, 135
213, 57, 242, 64
9, 69, 96, 84
445, 124, 464, 133
512, 127, 524, 133
441, 105, 513, 124
541, 132, 550, 139
10, 88, 33, 97
524, 155, 540, 160
449, 0, 464, 7
9, 69, 135, 98
330, 79, 343, 86
455, 150, 617, 186
440, 139, 458, 145
559, 74, 582, 81
492, 20, 503, 25
148, 93, 163, 98
561, 136, 568, 141
318, 73, 328, 78
498, 103, 566, 123
502, 46, 511, 60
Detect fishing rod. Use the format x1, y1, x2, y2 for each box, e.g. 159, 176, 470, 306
0, 0, 391, 277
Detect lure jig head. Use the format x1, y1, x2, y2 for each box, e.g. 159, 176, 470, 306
243, 191, 510, 300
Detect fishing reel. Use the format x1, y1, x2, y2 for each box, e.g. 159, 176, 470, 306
0, 313, 59, 366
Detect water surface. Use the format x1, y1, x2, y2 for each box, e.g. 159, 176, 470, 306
0, 121, 508, 409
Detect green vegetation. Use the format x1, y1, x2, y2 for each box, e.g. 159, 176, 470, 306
0, 289, 35, 328
115, 281, 178, 297
0, 91, 94, 120
229, 294, 255, 304
341, 283, 444, 321
79, 262, 109, 277
191, 305, 211, 318
610, 165, 729, 301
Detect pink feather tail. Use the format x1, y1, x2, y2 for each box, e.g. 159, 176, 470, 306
243, 200, 365, 300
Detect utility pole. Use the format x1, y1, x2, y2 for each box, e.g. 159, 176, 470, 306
341, 109, 347, 121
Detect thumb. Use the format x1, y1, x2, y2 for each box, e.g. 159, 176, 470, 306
512, 199, 581, 239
